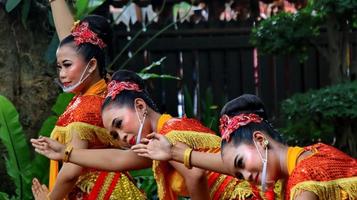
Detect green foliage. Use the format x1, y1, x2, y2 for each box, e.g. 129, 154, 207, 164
0, 93, 73, 200
5, 0, 31, 27
0, 95, 33, 200
75, 0, 106, 19
250, 0, 357, 61
251, 11, 320, 61
130, 169, 158, 199
280, 81, 357, 145
138, 57, 180, 81
184, 87, 221, 133
5, 0, 22, 12
313, 0, 357, 22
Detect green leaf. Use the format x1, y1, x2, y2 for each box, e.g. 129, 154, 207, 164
5, 0, 22, 12
130, 169, 157, 198
75, 0, 105, 19
44, 34, 59, 63
140, 57, 167, 73
86, 0, 106, 14
51, 93, 74, 115
21, 0, 30, 28
0, 95, 32, 199
138, 73, 180, 80
38, 116, 58, 137
0, 192, 10, 200
75, 0, 89, 19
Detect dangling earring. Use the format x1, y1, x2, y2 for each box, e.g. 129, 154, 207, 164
253, 138, 269, 192
261, 139, 269, 191
135, 109, 148, 144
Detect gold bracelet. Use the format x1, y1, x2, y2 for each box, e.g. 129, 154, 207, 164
183, 148, 193, 169
63, 145, 73, 162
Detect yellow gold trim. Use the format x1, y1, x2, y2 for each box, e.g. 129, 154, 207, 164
222, 180, 254, 200
156, 114, 173, 132
209, 174, 227, 198
83, 79, 107, 96
290, 176, 357, 200
165, 130, 221, 149
51, 122, 120, 147
97, 173, 115, 200
286, 146, 304, 175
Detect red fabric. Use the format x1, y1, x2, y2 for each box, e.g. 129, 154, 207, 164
159, 117, 215, 135
213, 176, 233, 200
285, 143, 357, 199
56, 95, 104, 127
87, 172, 108, 200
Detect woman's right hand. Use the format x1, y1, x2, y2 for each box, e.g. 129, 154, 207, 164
131, 133, 173, 161
30, 137, 65, 161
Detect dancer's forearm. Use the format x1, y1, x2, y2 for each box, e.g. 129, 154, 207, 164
50, 0, 74, 40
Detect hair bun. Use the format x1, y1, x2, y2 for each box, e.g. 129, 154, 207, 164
81, 15, 112, 47
111, 70, 145, 90
220, 94, 268, 119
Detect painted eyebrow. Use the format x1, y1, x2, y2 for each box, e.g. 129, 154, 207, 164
234, 155, 239, 168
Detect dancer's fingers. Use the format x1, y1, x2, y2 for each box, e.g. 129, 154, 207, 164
131, 144, 147, 150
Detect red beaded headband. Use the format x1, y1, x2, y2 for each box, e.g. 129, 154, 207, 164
219, 113, 263, 142
106, 80, 142, 100
71, 21, 107, 49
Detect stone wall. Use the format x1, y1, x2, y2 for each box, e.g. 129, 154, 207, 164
0, 8, 60, 193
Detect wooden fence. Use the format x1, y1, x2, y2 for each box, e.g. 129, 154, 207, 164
110, 20, 357, 121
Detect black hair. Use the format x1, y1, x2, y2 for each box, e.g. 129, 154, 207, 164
220, 94, 283, 148
59, 15, 112, 77
101, 70, 159, 112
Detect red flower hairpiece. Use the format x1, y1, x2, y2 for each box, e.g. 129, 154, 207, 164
219, 113, 263, 142
71, 21, 107, 49
106, 80, 142, 100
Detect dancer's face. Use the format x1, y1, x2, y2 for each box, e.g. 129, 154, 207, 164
221, 133, 280, 185
221, 142, 264, 184
56, 44, 92, 93
102, 100, 150, 147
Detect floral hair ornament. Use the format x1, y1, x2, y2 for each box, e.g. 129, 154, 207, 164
71, 21, 107, 49
106, 80, 142, 100
219, 113, 263, 142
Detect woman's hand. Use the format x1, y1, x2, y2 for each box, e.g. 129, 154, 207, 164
131, 133, 173, 161
30, 137, 65, 161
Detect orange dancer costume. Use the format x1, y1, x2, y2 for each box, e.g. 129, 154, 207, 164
285, 143, 357, 200
49, 79, 145, 200
153, 114, 282, 200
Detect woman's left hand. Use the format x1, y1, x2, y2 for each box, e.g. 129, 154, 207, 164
131, 132, 173, 161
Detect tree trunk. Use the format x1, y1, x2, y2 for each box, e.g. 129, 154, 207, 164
325, 15, 350, 84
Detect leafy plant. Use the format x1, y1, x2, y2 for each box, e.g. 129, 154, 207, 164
0, 95, 32, 200
130, 169, 158, 200
138, 57, 180, 81
184, 86, 221, 133
251, 0, 357, 84
280, 81, 357, 156
0, 93, 74, 200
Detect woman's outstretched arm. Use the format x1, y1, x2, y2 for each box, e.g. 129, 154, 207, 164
132, 133, 230, 174
49, 0, 75, 40
31, 137, 152, 171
